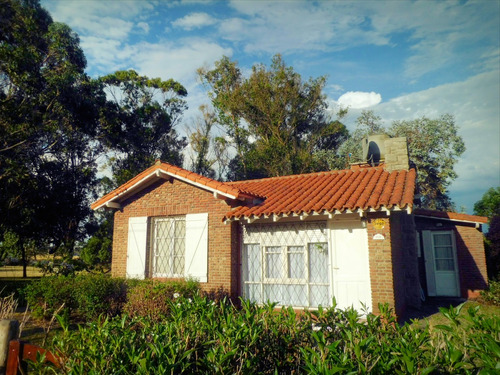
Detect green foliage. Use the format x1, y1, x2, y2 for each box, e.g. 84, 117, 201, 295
474, 187, 500, 279
39, 297, 500, 374
335, 110, 465, 210
0, 278, 35, 306
123, 279, 200, 321
0, 0, 106, 275
73, 274, 127, 320
198, 54, 348, 180
99, 69, 188, 186
390, 114, 465, 210
481, 280, 500, 306
474, 187, 500, 220
188, 105, 217, 178
23, 274, 128, 320
23, 275, 77, 320
79, 211, 113, 272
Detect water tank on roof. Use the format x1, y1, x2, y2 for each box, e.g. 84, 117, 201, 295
362, 134, 389, 166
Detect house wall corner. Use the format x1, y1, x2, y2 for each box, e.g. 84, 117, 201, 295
366, 214, 396, 315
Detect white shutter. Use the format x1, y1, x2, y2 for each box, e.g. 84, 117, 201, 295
422, 230, 436, 296
185, 213, 208, 283
127, 217, 148, 279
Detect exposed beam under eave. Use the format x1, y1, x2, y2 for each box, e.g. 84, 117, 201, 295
106, 202, 121, 209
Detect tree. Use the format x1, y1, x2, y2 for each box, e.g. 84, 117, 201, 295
188, 105, 217, 178
99, 69, 188, 186
198, 57, 251, 179
198, 54, 348, 179
389, 114, 465, 210
0, 0, 105, 276
336, 111, 465, 211
474, 187, 500, 279
317, 110, 382, 170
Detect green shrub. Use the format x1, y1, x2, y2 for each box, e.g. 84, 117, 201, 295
23, 274, 128, 321
23, 275, 76, 319
0, 278, 36, 306
123, 278, 200, 321
44, 299, 500, 374
480, 279, 500, 306
73, 274, 127, 320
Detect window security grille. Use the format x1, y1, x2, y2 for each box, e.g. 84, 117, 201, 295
242, 222, 330, 308
151, 217, 186, 277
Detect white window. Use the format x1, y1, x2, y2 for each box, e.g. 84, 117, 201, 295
242, 222, 330, 308
151, 216, 186, 278
126, 213, 208, 282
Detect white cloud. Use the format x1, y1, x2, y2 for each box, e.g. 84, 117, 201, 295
172, 12, 216, 30
137, 22, 150, 34
132, 38, 232, 85
221, 0, 498, 81
43, 1, 155, 40
337, 92, 382, 109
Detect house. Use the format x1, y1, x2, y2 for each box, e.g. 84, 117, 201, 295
91, 138, 488, 318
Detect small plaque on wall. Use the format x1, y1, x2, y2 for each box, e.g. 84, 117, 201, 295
373, 219, 385, 230
373, 233, 385, 240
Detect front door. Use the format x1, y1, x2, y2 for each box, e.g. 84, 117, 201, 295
329, 220, 372, 312
422, 230, 460, 297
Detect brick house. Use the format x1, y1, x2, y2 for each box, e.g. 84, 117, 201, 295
91, 140, 488, 318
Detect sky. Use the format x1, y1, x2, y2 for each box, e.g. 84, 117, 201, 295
40, 0, 500, 214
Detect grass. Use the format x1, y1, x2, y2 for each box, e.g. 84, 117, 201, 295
419, 300, 500, 328
0, 265, 44, 278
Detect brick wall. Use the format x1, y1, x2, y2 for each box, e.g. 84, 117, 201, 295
455, 225, 488, 297
366, 214, 396, 315
390, 212, 421, 313
414, 217, 488, 298
111, 178, 239, 297
366, 212, 420, 318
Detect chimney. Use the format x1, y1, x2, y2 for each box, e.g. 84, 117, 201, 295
355, 134, 409, 171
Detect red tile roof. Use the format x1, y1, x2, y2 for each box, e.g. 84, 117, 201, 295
90, 162, 262, 210
91, 162, 416, 219
413, 209, 488, 224
224, 167, 416, 221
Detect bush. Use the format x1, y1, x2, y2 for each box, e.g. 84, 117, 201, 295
123, 279, 200, 321
73, 274, 127, 320
23, 275, 76, 320
0, 278, 35, 306
480, 279, 500, 306
45, 299, 500, 374
23, 274, 128, 321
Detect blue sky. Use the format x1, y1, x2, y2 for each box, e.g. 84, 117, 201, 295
41, 0, 500, 214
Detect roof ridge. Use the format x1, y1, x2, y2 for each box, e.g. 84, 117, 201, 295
227, 166, 387, 185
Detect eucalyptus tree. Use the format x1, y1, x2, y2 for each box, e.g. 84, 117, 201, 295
99, 70, 188, 186
334, 110, 465, 211
0, 0, 107, 275
198, 54, 348, 180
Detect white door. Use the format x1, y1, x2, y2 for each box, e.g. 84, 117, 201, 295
422, 230, 460, 297
127, 217, 148, 279
329, 220, 372, 313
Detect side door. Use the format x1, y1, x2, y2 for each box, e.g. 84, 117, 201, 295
422, 230, 460, 297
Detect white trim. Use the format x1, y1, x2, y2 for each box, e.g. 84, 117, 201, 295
224, 205, 411, 224
93, 169, 240, 210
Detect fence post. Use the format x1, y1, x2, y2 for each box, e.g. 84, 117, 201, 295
0, 320, 19, 375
